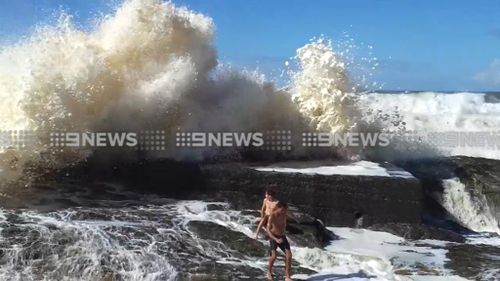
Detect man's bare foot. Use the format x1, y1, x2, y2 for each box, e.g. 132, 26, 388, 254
285, 277, 292, 281
266, 272, 273, 280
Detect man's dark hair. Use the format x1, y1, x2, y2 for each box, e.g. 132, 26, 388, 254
354, 210, 363, 219
276, 201, 287, 209
265, 189, 277, 197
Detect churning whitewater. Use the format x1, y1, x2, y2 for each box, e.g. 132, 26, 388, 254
0, 184, 476, 281
442, 178, 500, 234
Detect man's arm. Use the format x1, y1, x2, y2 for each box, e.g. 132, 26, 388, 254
266, 214, 283, 243
260, 199, 267, 218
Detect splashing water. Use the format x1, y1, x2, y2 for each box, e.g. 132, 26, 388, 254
0, 186, 462, 281
442, 178, 500, 234
291, 38, 361, 134
0, 0, 470, 185
0, 0, 310, 182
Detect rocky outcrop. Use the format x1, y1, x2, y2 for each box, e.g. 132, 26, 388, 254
185, 220, 316, 280
187, 221, 267, 257
399, 156, 500, 228
286, 205, 337, 248
58, 159, 424, 228
198, 163, 423, 227
446, 242, 500, 280
10, 156, 500, 281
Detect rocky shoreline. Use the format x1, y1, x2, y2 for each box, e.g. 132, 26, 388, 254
46, 155, 500, 242
198, 163, 422, 227
63, 159, 423, 226
1, 156, 499, 280
399, 156, 500, 227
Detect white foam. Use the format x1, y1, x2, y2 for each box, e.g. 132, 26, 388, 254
293, 247, 398, 280
293, 227, 458, 280
466, 234, 500, 246
359, 92, 500, 132
175, 201, 257, 239
254, 161, 414, 178
442, 178, 500, 234
326, 227, 448, 270
409, 276, 470, 281
4, 199, 494, 281
0, 209, 178, 281
360, 92, 500, 160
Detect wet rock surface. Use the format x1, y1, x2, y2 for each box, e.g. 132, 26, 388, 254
446, 242, 500, 280
369, 223, 465, 243
185, 220, 315, 280
60, 159, 424, 227
187, 220, 267, 257
197, 162, 423, 227
0, 196, 321, 281
286, 205, 338, 248
2, 157, 499, 280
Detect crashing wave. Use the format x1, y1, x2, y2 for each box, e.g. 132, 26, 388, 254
291, 38, 360, 134
442, 178, 500, 234
0, 0, 309, 183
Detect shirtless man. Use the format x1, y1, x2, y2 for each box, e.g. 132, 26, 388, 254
254, 189, 278, 239
266, 201, 292, 281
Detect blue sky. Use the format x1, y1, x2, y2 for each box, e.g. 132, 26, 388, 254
1, 0, 499, 91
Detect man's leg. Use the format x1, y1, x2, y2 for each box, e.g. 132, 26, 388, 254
267, 250, 277, 280
284, 249, 292, 280
279, 237, 292, 281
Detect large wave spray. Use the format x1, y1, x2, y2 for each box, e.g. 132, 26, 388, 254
0, 0, 316, 183
291, 39, 360, 134
3, 0, 498, 187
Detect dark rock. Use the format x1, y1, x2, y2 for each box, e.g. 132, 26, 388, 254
305, 272, 375, 281
286, 205, 338, 248
241, 210, 260, 217
198, 163, 423, 227
185, 221, 317, 280
54, 159, 424, 228
178, 260, 315, 281
179, 262, 267, 281
187, 221, 267, 257
446, 242, 500, 280
368, 223, 465, 243
59, 159, 205, 198
205, 203, 228, 211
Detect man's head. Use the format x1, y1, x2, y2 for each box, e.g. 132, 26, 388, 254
275, 200, 288, 212
265, 189, 277, 201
